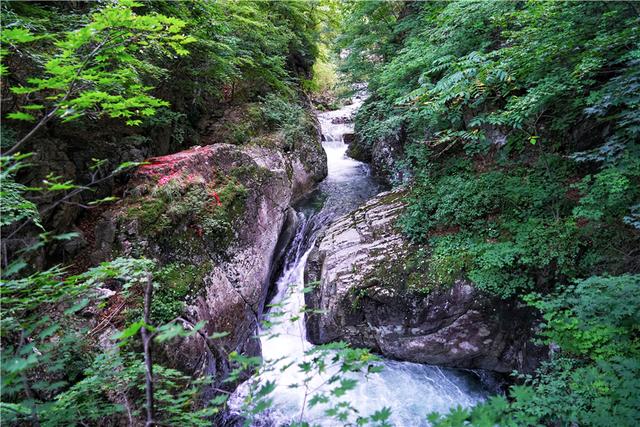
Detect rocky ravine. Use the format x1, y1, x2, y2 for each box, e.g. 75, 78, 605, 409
304, 190, 544, 373
90, 128, 326, 389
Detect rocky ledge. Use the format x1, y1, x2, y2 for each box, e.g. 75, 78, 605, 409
304, 190, 544, 373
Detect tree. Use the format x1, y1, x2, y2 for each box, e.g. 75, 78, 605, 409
2, 0, 193, 155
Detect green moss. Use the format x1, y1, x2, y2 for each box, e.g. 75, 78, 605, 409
376, 190, 406, 206
229, 122, 254, 145
123, 175, 248, 254
345, 139, 371, 162
229, 164, 274, 185
125, 198, 172, 236
124, 261, 212, 324
151, 262, 212, 323
358, 246, 437, 301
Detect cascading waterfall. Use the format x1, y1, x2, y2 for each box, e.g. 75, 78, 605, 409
228, 95, 490, 426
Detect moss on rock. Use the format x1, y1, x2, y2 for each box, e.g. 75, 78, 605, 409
122, 174, 247, 254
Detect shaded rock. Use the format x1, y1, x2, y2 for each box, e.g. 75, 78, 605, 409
61, 226, 88, 256
304, 190, 544, 373
346, 130, 405, 184
91, 134, 325, 387
370, 131, 404, 183
91, 216, 117, 265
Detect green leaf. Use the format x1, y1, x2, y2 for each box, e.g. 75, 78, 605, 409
114, 161, 146, 173
88, 196, 119, 206
2, 28, 38, 43
7, 111, 36, 121
38, 324, 60, 339
255, 380, 276, 399
2, 260, 27, 277
53, 232, 80, 241
113, 321, 146, 341
21, 104, 45, 110
209, 331, 230, 340
370, 406, 392, 422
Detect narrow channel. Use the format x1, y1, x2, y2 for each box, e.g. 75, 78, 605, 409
229, 95, 490, 426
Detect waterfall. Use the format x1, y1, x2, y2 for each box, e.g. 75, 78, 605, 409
228, 95, 489, 426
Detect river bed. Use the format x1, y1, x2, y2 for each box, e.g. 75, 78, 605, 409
228, 95, 490, 426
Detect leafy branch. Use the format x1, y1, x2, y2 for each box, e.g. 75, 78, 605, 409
2, 0, 194, 155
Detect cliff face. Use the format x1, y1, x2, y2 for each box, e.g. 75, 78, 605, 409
87, 117, 326, 387
304, 190, 545, 373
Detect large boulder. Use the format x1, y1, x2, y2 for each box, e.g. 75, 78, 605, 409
90, 133, 326, 387
346, 130, 405, 185
304, 190, 543, 373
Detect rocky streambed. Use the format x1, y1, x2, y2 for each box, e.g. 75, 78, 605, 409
86, 94, 540, 425
225, 96, 542, 425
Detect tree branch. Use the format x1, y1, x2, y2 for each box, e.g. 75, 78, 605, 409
3, 33, 116, 156
140, 273, 155, 427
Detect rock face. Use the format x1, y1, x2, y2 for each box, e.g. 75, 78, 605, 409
346, 129, 405, 185
92, 131, 326, 386
304, 190, 543, 373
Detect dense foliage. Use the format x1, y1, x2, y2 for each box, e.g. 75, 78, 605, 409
340, 0, 639, 425
0, 1, 343, 425
2, 0, 639, 425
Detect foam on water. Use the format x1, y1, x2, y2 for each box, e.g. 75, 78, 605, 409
228, 95, 489, 426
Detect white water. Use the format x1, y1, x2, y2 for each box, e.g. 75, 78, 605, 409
228, 95, 489, 426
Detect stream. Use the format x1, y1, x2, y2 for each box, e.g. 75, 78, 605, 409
228, 95, 490, 426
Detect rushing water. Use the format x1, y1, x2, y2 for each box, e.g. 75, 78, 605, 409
228, 95, 489, 426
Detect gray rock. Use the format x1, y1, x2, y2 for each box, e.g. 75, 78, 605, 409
91, 217, 116, 265
94, 128, 326, 387
346, 130, 405, 185
305, 190, 544, 373
61, 226, 88, 256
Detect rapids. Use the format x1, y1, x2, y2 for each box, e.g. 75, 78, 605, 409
228, 95, 490, 426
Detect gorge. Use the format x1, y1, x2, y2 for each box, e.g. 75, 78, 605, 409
228, 96, 490, 426
2, 2, 638, 426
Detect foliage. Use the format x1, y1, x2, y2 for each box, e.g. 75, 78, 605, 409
345, 1, 639, 156
396, 154, 640, 298
341, 1, 640, 425
2, 0, 194, 158
0, 256, 154, 425
32, 348, 220, 426
260, 93, 316, 151
144, 0, 322, 104
430, 274, 640, 427
0, 154, 42, 229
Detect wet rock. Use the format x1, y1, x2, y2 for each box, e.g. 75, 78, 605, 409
331, 116, 352, 125
305, 190, 544, 373
269, 207, 299, 289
